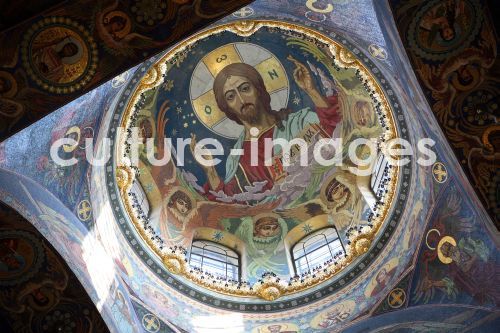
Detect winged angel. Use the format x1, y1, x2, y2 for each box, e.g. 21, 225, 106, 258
95, 0, 157, 57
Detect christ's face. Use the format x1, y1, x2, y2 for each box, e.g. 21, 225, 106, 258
223, 75, 260, 124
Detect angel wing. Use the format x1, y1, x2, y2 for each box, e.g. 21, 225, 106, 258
158, 203, 185, 245
150, 100, 177, 196
195, 199, 281, 230
277, 201, 325, 222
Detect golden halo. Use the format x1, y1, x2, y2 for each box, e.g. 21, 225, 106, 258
437, 235, 457, 264
189, 42, 289, 139
62, 126, 81, 153
425, 228, 441, 250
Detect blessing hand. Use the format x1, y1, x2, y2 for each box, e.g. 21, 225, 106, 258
288, 55, 328, 108
288, 55, 316, 94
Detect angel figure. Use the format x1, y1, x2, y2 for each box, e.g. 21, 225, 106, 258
234, 213, 289, 277
159, 187, 280, 247
95, 1, 159, 56
320, 169, 366, 230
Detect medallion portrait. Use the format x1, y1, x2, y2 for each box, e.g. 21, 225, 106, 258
364, 257, 399, 298
408, 0, 483, 60
0, 230, 44, 286
22, 17, 98, 93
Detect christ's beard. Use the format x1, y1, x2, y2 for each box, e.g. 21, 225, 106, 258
239, 103, 260, 125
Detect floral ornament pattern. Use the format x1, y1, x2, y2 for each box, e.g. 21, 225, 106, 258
461, 89, 498, 126
131, 0, 168, 26
41, 310, 78, 333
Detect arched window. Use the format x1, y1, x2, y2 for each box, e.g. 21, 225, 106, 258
189, 240, 240, 280
292, 227, 345, 275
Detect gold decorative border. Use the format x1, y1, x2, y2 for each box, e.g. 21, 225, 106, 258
115, 20, 400, 300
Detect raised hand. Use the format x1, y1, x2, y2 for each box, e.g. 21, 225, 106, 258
288, 55, 316, 94
190, 134, 214, 167
288, 55, 328, 108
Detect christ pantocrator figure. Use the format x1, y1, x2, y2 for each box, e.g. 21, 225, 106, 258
191, 56, 342, 201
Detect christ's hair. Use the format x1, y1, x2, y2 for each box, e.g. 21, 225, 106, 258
213, 63, 291, 129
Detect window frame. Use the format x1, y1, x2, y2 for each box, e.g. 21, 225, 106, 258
188, 239, 241, 281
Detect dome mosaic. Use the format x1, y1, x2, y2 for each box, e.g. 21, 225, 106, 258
106, 20, 412, 308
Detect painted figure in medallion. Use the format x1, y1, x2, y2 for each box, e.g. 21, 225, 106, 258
32, 35, 84, 83
419, 0, 465, 45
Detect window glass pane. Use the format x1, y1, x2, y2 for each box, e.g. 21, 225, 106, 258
205, 251, 228, 263
328, 240, 343, 252
204, 245, 227, 255
304, 234, 327, 252
293, 246, 305, 259
189, 240, 240, 281
189, 254, 203, 268
191, 246, 205, 255
293, 227, 345, 275
226, 256, 239, 266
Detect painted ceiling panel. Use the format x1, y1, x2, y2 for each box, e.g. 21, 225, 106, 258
387, 0, 499, 229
